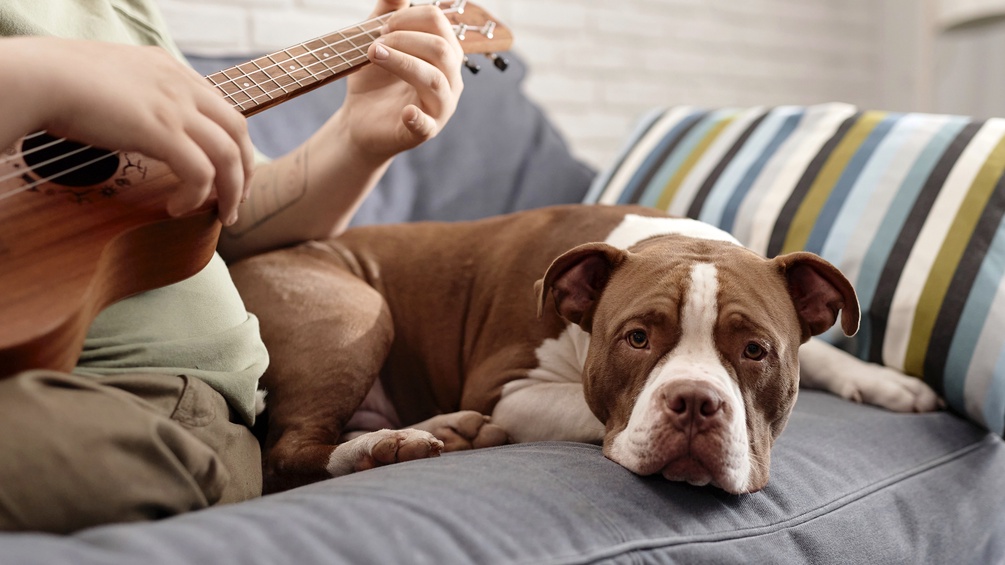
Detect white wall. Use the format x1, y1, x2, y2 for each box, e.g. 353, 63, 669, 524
157, 0, 906, 170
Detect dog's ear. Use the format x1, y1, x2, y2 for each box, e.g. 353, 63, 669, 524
772, 251, 860, 342
536, 243, 627, 331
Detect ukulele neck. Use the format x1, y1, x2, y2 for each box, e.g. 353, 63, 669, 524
205, 14, 390, 118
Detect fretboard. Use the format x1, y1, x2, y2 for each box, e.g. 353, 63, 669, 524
206, 14, 390, 117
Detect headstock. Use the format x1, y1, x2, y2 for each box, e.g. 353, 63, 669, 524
435, 0, 513, 73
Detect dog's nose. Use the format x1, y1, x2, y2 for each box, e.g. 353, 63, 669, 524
661, 381, 725, 432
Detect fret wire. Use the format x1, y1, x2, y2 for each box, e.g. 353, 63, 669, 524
320, 38, 336, 70
318, 38, 353, 78
207, 73, 241, 108
344, 25, 368, 59
263, 54, 291, 94
292, 43, 326, 83
303, 39, 336, 78
330, 30, 355, 68
305, 36, 333, 74
236, 63, 269, 103
281, 48, 311, 87
250, 57, 283, 99
330, 31, 367, 63
220, 68, 251, 112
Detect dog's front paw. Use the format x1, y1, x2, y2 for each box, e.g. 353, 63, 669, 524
833, 363, 943, 413
326, 429, 443, 477
800, 339, 944, 413
412, 410, 510, 451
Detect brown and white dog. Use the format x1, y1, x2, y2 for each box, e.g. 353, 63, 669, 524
230, 204, 940, 495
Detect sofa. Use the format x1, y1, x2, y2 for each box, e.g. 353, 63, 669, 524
3, 52, 1002, 564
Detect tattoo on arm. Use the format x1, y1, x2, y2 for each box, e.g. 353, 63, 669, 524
227, 145, 309, 237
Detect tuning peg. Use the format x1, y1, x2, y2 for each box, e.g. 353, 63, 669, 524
463, 56, 481, 74
488, 53, 509, 71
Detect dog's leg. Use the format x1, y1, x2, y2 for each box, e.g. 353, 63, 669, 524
231, 247, 441, 492
799, 338, 942, 412
491, 382, 605, 444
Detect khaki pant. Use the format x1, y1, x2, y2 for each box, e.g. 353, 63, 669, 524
0, 371, 262, 533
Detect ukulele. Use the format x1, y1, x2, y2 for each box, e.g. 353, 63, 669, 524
0, 0, 511, 378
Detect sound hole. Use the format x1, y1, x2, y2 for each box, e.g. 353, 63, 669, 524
22, 133, 118, 187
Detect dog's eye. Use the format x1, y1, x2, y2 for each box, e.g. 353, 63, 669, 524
627, 330, 649, 349
743, 342, 766, 361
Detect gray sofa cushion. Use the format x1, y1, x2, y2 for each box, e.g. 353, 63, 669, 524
3, 391, 1002, 563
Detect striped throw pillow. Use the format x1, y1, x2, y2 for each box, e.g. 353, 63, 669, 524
586, 103, 1005, 436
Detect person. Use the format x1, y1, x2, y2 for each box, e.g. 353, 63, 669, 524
0, 0, 464, 533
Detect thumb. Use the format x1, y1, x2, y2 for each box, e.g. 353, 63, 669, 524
369, 0, 409, 17
402, 105, 436, 142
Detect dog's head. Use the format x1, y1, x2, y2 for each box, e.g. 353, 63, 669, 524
536, 234, 858, 493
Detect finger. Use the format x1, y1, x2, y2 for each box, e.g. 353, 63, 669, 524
382, 6, 463, 78
368, 37, 455, 119
383, 4, 455, 38
401, 104, 437, 141
159, 136, 216, 217
368, 0, 409, 18
184, 116, 246, 225
376, 28, 463, 90
194, 83, 256, 202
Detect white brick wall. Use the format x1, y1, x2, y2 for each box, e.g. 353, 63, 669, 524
157, 0, 905, 170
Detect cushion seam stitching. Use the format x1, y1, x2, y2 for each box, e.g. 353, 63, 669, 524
531, 436, 993, 565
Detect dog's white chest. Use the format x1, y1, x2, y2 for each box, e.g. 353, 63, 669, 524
524, 324, 592, 386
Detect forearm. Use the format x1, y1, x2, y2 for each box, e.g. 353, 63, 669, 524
216, 111, 392, 263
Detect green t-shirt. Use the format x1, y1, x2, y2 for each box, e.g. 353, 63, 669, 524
3, 0, 269, 425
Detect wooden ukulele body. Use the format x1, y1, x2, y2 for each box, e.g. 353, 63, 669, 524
0, 146, 219, 376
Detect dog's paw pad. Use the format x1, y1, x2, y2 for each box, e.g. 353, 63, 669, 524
369, 430, 443, 465
424, 411, 510, 451
471, 422, 509, 448
329, 429, 443, 475
843, 365, 943, 413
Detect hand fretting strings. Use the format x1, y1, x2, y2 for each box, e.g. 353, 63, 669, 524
0, 13, 393, 202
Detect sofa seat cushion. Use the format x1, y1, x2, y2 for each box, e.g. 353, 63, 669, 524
3, 391, 1002, 564
587, 104, 1005, 436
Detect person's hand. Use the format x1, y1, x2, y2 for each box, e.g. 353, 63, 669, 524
336, 0, 465, 163
11, 37, 254, 225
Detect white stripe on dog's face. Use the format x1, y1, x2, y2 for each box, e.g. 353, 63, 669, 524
606, 262, 752, 493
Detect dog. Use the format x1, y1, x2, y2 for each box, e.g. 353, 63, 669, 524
230, 204, 940, 494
